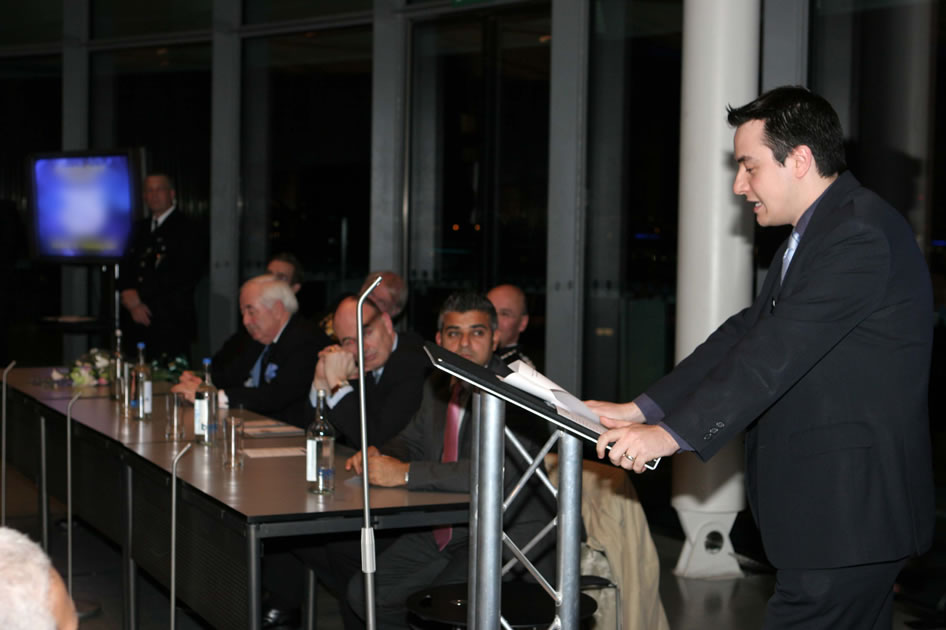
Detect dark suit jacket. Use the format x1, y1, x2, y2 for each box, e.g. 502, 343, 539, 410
118, 209, 204, 359
648, 172, 934, 569
325, 331, 431, 449
212, 314, 330, 427
381, 356, 556, 574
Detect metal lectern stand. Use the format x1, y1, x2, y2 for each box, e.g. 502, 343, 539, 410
426, 345, 586, 630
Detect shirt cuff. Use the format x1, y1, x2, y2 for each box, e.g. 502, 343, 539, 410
310, 384, 353, 409
634, 394, 665, 423
217, 389, 229, 409
635, 394, 692, 452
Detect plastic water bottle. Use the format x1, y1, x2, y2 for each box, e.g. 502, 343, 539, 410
133, 342, 152, 420
306, 389, 335, 495
194, 358, 218, 446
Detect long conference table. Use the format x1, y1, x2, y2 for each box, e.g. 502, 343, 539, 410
3, 367, 469, 630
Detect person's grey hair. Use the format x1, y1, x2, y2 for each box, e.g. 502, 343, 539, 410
361, 271, 408, 316
0, 527, 57, 630
437, 292, 498, 331
245, 274, 299, 314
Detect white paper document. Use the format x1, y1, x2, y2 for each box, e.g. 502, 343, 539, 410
499, 360, 605, 436
243, 447, 306, 459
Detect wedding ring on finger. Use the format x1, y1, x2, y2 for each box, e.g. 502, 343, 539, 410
623, 453, 635, 463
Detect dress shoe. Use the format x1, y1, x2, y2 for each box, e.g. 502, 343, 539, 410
262, 605, 301, 629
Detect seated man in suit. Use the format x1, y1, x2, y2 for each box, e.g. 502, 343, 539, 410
311, 295, 430, 448
487, 283, 533, 366
174, 274, 330, 427
0, 527, 77, 630
345, 291, 555, 629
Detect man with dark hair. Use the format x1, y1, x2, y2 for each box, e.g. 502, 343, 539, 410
267, 252, 304, 294
118, 173, 203, 360
344, 291, 554, 629
487, 283, 533, 366
591, 86, 934, 630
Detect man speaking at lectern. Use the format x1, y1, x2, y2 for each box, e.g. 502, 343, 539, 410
590, 86, 934, 630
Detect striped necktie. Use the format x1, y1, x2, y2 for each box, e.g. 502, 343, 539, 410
433, 382, 463, 551
781, 231, 800, 282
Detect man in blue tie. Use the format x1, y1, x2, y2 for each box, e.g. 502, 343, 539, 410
590, 86, 934, 630
174, 274, 330, 427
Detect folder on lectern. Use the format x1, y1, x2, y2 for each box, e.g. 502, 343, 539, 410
424, 342, 660, 470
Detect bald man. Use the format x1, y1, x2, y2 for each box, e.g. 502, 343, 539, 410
487, 284, 533, 366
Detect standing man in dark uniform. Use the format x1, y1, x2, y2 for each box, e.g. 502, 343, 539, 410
118, 173, 202, 360
591, 86, 934, 630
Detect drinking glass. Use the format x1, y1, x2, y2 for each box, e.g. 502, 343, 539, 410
222, 415, 244, 470
165, 392, 186, 440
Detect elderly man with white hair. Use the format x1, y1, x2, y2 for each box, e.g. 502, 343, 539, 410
0, 527, 77, 630
175, 274, 329, 427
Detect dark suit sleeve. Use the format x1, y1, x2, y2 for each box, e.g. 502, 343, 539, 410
210, 328, 261, 389
224, 317, 326, 417
660, 216, 891, 459
328, 338, 431, 447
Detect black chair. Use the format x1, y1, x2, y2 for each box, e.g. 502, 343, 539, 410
406, 581, 598, 629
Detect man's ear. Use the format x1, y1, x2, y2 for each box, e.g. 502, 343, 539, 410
381, 312, 394, 336
435, 331, 443, 347
791, 145, 815, 179
518, 314, 529, 334
491, 328, 500, 351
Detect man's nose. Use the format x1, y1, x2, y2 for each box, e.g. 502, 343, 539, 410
733, 169, 748, 196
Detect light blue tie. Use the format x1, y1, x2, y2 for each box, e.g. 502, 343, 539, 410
781, 231, 800, 282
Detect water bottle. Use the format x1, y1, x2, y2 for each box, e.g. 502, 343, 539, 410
133, 342, 152, 420
109, 328, 124, 401
306, 389, 335, 495
194, 358, 218, 446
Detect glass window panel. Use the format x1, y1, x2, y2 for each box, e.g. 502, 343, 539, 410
243, 0, 371, 25
91, 44, 212, 359
582, 0, 683, 402
92, 0, 211, 39
242, 28, 372, 320
0, 2, 62, 45
810, 0, 940, 298
0, 56, 63, 365
91, 45, 212, 218
408, 12, 550, 356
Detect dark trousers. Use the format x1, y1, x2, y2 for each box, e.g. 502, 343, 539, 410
347, 530, 469, 630
763, 557, 907, 630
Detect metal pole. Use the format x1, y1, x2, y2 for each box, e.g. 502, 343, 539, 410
466, 390, 482, 629
170, 443, 193, 630
357, 275, 382, 630
40, 415, 48, 551
66, 391, 82, 597
1, 359, 15, 526
556, 432, 583, 628
471, 391, 504, 629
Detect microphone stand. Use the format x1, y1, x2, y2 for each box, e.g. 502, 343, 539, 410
357, 276, 382, 630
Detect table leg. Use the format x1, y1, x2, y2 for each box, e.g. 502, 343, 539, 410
122, 461, 137, 630
247, 523, 261, 630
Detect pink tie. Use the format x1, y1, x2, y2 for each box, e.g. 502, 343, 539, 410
433, 383, 463, 551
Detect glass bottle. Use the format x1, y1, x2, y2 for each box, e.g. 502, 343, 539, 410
133, 342, 152, 420
194, 358, 218, 446
108, 328, 124, 401
306, 389, 335, 495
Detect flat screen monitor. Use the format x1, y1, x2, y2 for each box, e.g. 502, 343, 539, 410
29, 150, 139, 263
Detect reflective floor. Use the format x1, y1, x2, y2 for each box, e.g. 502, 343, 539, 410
3, 464, 944, 629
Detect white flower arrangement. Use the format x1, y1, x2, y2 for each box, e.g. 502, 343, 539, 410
51, 348, 112, 387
